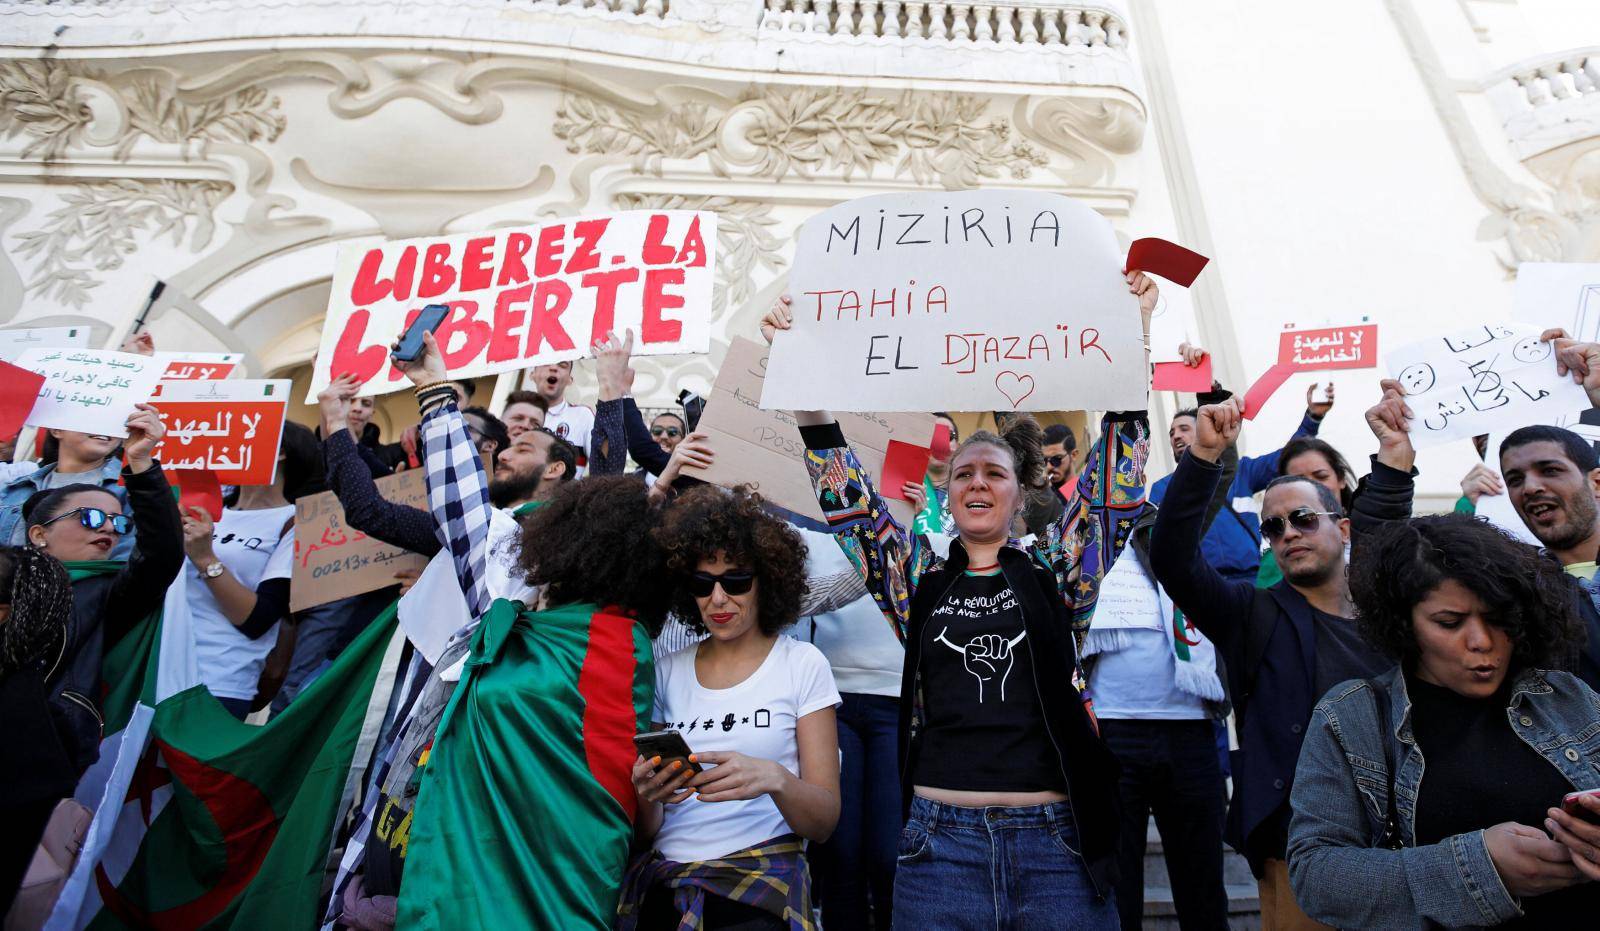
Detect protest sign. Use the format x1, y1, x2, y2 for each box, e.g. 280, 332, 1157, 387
291, 469, 430, 611
1278, 325, 1377, 370
307, 210, 717, 400
760, 191, 1148, 413
15, 348, 165, 437
159, 352, 242, 381
1385, 323, 1589, 447
149, 379, 290, 485
1512, 262, 1600, 341
686, 337, 932, 525
0, 326, 91, 362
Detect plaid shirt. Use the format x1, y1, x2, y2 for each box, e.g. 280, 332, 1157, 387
802, 412, 1150, 646
616, 835, 816, 931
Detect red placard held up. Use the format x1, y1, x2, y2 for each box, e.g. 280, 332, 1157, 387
172, 468, 224, 521
0, 360, 44, 441
1124, 238, 1210, 287
149, 379, 290, 485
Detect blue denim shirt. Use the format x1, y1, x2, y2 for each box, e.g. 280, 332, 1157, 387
0, 459, 133, 558
1288, 666, 1600, 929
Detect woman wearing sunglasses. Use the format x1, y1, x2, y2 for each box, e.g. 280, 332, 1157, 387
19, 403, 183, 778
760, 273, 1157, 930
622, 485, 841, 930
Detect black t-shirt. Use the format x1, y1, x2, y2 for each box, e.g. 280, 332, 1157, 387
1310, 607, 1391, 702
1409, 675, 1598, 927
912, 571, 1065, 793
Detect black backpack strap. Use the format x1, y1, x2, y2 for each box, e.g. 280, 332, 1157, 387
1368, 678, 1404, 850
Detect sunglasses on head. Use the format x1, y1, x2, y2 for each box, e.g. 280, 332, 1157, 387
42, 506, 131, 536
686, 570, 756, 598
651, 426, 683, 439
1260, 508, 1339, 542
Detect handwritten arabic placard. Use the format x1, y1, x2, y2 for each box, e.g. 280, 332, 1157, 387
307, 210, 718, 401
1278, 325, 1377, 371
1385, 323, 1590, 447
290, 469, 430, 611
0, 326, 91, 363
685, 337, 931, 526
760, 191, 1146, 413
158, 352, 242, 381
149, 379, 289, 484
15, 348, 165, 437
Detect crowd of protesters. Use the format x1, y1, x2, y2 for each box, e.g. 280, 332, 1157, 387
6, 284, 1600, 931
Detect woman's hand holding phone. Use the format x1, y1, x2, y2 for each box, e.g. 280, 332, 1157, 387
1547, 789, 1600, 880
632, 754, 696, 805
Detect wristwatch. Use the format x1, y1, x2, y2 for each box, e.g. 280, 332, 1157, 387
200, 561, 226, 580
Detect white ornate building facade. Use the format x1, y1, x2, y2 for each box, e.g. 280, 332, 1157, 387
0, 0, 1596, 506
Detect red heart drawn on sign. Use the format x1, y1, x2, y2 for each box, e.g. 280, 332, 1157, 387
994, 371, 1035, 408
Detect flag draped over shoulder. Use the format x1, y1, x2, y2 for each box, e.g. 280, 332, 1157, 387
396, 599, 653, 930
48, 597, 401, 931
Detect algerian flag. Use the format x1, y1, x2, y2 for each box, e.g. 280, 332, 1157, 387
47, 591, 402, 931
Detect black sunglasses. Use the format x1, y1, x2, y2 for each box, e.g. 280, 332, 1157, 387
686, 570, 756, 598
651, 426, 683, 439
42, 506, 132, 536
1045, 454, 1070, 467
1260, 508, 1339, 542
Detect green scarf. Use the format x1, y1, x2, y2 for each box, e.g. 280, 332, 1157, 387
512, 500, 545, 517
64, 558, 126, 581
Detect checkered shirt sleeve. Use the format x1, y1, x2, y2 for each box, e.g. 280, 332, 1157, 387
420, 401, 494, 620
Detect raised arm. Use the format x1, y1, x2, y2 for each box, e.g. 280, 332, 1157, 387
321, 374, 439, 555
1146, 400, 1259, 653
588, 330, 637, 477
1288, 694, 1523, 927
1348, 379, 1417, 546
106, 405, 185, 641
623, 398, 671, 475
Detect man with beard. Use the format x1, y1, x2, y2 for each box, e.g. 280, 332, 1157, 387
488, 427, 577, 512
1149, 386, 1411, 928
1042, 423, 1078, 495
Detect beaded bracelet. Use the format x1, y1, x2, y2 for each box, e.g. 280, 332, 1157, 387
412, 380, 452, 397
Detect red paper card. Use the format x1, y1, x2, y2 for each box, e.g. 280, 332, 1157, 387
172, 468, 223, 521
1278, 325, 1377, 371
1242, 363, 1296, 420
881, 440, 933, 501
0, 360, 44, 442
1125, 238, 1210, 287
1152, 357, 1214, 393
930, 422, 953, 462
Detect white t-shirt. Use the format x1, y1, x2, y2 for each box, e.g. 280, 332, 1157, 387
190, 505, 295, 700
651, 637, 841, 862
797, 527, 902, 697
543, 400, 594, 467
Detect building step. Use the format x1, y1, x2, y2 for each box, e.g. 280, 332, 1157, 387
1141, 817, 1261, 928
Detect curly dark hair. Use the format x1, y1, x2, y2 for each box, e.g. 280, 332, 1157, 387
517, 475, 671, 631
1350, 513, 1581, 672
950, 414, 1046, 490
653, 485, 809, 637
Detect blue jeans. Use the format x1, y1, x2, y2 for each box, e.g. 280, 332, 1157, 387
813, 693, 901, 931
892, 796, 1118, 931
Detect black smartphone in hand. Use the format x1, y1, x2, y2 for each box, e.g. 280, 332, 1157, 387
633, 729, 701, 775
391, 303, 451, 363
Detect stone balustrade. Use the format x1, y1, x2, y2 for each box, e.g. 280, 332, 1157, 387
1507, 51, 1599, 108
1487, 48, 1600, 161
758, 0, 1127, 48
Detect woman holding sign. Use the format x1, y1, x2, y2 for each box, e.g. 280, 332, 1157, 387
764, 271, 1157, 929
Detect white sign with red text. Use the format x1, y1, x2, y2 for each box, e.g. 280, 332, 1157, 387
306, 211, 717, 400
760, 191, 1146, 413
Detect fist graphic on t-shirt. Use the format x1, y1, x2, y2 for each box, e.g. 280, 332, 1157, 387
963, 633, 1015, 703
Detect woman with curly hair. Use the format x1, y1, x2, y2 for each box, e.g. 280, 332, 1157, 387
622, 485, 841, 931
383, 332, 673, 931
1288, 513, 1600, 929
762, 273, 1157, 930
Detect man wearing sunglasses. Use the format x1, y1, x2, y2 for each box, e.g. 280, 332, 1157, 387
1148, 390, 1415, 927
649, 413, 686, 454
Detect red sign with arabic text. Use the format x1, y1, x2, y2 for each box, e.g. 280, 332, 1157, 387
148, 379, 289, 485
1278, 325, 1378, 371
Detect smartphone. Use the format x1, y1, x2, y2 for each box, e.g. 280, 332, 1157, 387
633, 729, 701, 775
391, 303, 451, 363
1562, 788, 1600, 824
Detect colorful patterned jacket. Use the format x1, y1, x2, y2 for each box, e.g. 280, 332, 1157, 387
801, 412, 1151, 649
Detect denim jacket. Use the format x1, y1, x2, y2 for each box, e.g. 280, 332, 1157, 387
1287, 666, 1600, 929
0, 459, 132, 557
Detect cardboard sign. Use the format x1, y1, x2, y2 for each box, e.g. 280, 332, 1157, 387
15, 348, 165, 437
158, 352, 242, 381
149, 379, 290, 485
1385, 323, 1590, 447
686, 337, 933, 526
0, 326, 91, 362
307, 210, 718, 400
760, 191, 1147, 413
1278, 325, 1377, 370
290, 469, 430, 611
